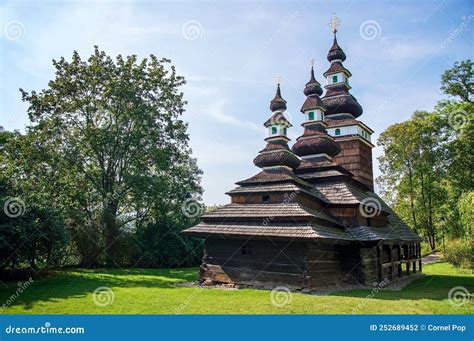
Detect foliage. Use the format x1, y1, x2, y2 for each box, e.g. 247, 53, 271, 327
444, 239, 473, 269
377, 111, 449, 249
0, 199, 67, 272
440, 59, 473, 102
377, 60, 474, 250
0, 263, 472, 314
1, 47, 202, 270
420, 242, 433, 257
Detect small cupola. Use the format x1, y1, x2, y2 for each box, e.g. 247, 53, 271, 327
264, 112, 291, 139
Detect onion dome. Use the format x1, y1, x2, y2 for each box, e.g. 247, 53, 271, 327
292, 128, 341, 158
254, 141, 301, 170
323, 94, 363, 118
322, 28, 363, 119
303, 66, 323, 97
254, 83, 301, 170
327, 33, 346, 62
269, 83, 287, 112
292, 65, 341, 159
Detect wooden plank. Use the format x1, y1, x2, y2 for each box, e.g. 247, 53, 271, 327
308, 260, 342, 271
208, 257, 305, 274
202, 264, 306, 286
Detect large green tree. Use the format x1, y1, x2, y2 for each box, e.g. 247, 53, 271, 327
378, 111, 448, 249
17, 47, 202, 265
441, 60, 473, 103
378, 60, 473, 250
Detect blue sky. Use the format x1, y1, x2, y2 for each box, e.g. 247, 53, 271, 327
1, 0, 473, 205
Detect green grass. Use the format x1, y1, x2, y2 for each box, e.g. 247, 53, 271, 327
0, 263, 472, 314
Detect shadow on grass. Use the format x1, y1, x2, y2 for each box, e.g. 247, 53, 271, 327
330, 274, 474, 301
0, 267, 199, 311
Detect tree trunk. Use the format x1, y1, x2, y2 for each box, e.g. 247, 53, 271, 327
407, 161, 418, 232
103, 200, 120, 264
428, 235, 436, 251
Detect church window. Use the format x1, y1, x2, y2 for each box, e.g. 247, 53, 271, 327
308, 111, 315, 120
335, 128, 341, 136
271, 127, 277, 135
283, 127, 287, 135
332, 75, 338, 83
262, 195, 271, 203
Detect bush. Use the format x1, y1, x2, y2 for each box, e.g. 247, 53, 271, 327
134, 218, 203, 268
420, 242, 434, 257
0, 205, 67, 272
443, 239, 473, 269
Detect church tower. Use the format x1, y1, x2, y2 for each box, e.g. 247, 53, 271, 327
253, 81, 301, 171
292, 62, 341, 162
322, 15, 375, 190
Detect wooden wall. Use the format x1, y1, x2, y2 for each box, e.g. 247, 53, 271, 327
200, 238, 421, 290
202, 238, 358, 290
333, 138, 374, 190
305, 242, 357, 288
201, 238, 308, 289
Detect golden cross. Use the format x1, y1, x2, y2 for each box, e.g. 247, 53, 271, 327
329, 13, 341, 33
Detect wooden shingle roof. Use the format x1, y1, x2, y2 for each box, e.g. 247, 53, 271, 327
184, 222, 351, 240
313, 182, 391, 213
348, 225, 422, 242
201, 203, 341, 226
226, 182, 327, 202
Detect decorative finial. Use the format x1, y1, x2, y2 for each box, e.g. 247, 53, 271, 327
276, 75, 281, 85
310, 58, 315, 68
329, 13, 341, 33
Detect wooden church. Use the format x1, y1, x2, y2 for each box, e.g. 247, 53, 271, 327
183, 18, 422, 290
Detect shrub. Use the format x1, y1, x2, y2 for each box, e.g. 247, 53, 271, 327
420, 242, 434, 257
443, 239, 473, 269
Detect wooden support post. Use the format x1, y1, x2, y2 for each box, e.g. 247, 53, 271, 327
376, 244, 382, 283
406, 245, 410, 276
397, 245, 402, 277
418, 243, 422, 272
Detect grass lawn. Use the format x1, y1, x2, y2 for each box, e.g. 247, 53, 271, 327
0, 262, 472, 314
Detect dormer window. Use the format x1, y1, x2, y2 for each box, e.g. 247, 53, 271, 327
335, 128, 341, 136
